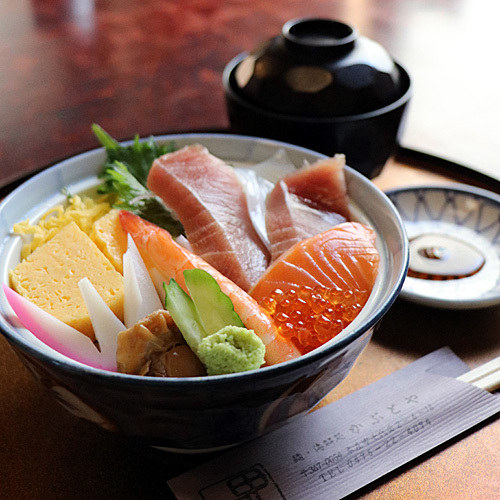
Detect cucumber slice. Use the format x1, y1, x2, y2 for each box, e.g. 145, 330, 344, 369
163, 279, 206, 354
183, 269, 244, 336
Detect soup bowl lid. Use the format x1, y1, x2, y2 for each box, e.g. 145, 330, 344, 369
229, 18, 407, 118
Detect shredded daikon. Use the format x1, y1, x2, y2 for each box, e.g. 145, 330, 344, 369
13, 195, 111, 260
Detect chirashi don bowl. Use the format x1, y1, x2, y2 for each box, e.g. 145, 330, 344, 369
0, 134, 408, 452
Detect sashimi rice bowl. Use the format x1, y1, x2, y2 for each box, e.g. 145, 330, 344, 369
0, 131, 408, 452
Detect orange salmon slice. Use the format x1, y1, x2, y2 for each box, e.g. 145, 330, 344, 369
250, 222, 380, 354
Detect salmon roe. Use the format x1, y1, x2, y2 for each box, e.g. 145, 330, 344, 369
259, 286, 369, 354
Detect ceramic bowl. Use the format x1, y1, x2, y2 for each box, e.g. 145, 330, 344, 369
386, 184, 500, 309
223, 18, 412, 179
0, 134, 408, 452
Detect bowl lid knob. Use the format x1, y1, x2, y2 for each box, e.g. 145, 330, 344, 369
282, 18, 358, 55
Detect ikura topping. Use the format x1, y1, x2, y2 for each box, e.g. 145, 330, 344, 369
260, 286, 370, 354
250, 222, 380, 355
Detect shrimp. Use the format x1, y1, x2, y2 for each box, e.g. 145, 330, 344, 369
118, 211, 301, 366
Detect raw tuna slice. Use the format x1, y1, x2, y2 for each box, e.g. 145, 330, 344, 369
265, 154, 350, 261
147, 144, 270, 291
266, 181, 345, 262
283, 154, 350, 219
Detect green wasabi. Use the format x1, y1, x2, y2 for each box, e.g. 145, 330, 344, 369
164, 270, 265, 375
198, 326, 266, 376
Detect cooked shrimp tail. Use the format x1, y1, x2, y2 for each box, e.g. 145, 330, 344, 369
119, 211, 301, 365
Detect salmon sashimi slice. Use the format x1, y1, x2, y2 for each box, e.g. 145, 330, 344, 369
250, 222, 380, 354
281, 154, 350, 219
147, 144, 270, 292
119, 211, 301, 366
265, 180, 346, 262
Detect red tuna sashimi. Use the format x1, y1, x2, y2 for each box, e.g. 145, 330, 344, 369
283, 154, 350, 218
147, 144, 270, 291
266, 181, 346, 262
265, 154, 350, 261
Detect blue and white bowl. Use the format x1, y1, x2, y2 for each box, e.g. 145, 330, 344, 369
387, 184, 500, 309
0, 134, 408, 452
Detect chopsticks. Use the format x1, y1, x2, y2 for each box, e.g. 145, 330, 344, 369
457, 355, 500, 393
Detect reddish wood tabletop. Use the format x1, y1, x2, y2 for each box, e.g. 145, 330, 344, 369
2, 1, 500, 499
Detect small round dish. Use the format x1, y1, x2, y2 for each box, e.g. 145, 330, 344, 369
386, 184, 500, 309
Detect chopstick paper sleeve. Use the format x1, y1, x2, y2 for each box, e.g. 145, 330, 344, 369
169, 347, 500, 500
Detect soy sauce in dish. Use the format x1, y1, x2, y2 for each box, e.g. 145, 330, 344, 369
407, 233, 485, 280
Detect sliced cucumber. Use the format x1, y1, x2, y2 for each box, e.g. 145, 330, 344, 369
183, 268, 244, 336
163, 279, 206, 354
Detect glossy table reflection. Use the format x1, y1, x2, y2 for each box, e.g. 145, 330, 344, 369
1, 0, 500, 190
2, 1, 500, 499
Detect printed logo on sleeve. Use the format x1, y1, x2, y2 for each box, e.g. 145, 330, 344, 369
198, 463, 286, 499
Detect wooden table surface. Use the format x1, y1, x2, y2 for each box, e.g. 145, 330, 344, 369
2, 1, 500, 499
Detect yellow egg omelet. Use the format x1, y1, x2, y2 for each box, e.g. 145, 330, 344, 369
90, 209, 128, 274
10, 221, 124, 341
